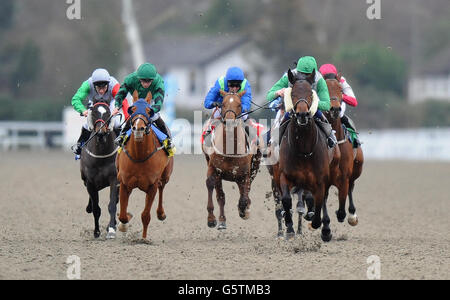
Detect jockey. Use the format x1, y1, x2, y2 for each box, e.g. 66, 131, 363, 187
266, 56, 337, 148
204, 66, 254, 137
113, 62, 175, 157
204, 66, 252, 119
71, 68, 122, 156
319, 63, 361, 147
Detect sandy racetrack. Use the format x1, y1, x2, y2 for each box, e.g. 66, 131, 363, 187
0, 151, 448, 280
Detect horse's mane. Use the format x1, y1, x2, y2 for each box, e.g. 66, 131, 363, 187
323, 73, 338, 80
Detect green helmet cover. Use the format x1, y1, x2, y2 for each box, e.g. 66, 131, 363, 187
296, 56, 318, 74
137, 63, 157, 80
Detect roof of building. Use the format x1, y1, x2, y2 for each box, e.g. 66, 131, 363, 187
139, 34, 248, 73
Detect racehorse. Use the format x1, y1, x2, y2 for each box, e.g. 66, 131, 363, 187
324, 75, 364, 226
277, 69, 339, 241
116, 91, 174, 240
80, 100, 120, 239
202, 90, 261, 230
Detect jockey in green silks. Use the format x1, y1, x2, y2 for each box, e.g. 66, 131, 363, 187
71, 68, 122, 156
266, 55, 337, 148
112, 62, 175, 157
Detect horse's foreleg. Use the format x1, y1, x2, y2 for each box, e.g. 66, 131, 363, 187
156, 181, 167, 221
142, 184, 158, 240
347, 180, 358, 226
215, 179, 226, 230
321, 187, 332, 242
304, 191, 315, 221
86, 183, 101, 238
272, 178, 284, 238
280, 173, 294, 239
295, 188, 305, 235
310, 187, 324, 231
336, 177, 349, 223
206, 167, 217, 228
237, 176, 251, 220
118, 182, 132, 232
106, 181, 119, 239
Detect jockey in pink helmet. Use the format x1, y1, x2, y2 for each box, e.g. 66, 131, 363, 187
319, 63, 361, 147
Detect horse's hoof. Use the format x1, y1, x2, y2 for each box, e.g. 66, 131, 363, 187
86, 205, 92, 214
118, 222, 128, 232
207, 220, 217, 228
348, 214, 358, 226
217, 222, 227, 230
308, 223, 315, 231
106, 227, 116, 239
285, 231, 295, 241
94, 230, 101, 238
157, 213, 166, 221
321, 232, 332, 242
297, 206, 306, 215
336, 210, 346, 223
239, 209, 250, 220
277, 232, 284, 239
304, 211, 314, 221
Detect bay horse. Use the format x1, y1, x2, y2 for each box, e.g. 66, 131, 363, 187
202, 90, 261, 230
80, 100, 120, 239
116, 91, 174, 240
324, 75, 364, 226
277, 69, 339, 241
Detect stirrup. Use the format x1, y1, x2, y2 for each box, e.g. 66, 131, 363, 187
73, 143, 82, 155
114, 134, 128, 147
163, 139, 176, 157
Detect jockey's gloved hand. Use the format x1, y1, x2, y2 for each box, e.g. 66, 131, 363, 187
269, 97, 282, 112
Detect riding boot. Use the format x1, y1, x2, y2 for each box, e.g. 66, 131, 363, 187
73, 127, 91, 155
114, 121, 131, 147
341, 115, 361, 147
315, 117, 337, 148
154, 117, 176, 157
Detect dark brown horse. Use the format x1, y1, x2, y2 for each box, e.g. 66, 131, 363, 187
325, 76, 364, 226
80, 100, 119, 239
202, 90, 261, 230
116, 91, 174, 240
277, 69, 339, 241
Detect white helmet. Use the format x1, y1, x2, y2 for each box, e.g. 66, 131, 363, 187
91, 68, 110, 85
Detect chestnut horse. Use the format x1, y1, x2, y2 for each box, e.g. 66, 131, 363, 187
324, 75, 364, 226
202, 90, 261, 230
116, 91, 174, 240
277, 69, 339, 241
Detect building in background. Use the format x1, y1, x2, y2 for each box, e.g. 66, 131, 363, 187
123, 34, 279, 109
408, 50, 450, 104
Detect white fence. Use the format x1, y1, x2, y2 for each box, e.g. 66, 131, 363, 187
0, 121, 63, 150
1, 119, 449, 162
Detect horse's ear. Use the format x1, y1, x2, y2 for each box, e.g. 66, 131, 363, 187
219, 90, 227, 97
145, 91, 152, 104
128, 105, 136, 116
238, 90, 246, 98
132, 90, 139, 102
337, 72, 343, 82
287, 69, 296, 85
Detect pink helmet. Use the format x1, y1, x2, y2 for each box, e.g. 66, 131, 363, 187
319, 63, 338, 76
